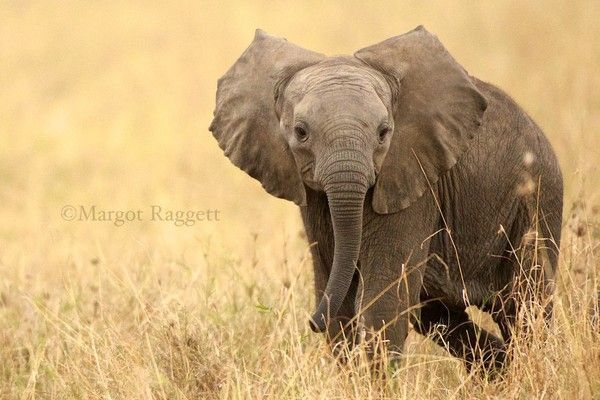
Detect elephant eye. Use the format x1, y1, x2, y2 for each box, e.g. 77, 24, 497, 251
294, 124, 309, 142
378, 124, 391, 144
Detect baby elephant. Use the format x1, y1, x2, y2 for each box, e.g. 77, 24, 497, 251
210, 27, 563, 371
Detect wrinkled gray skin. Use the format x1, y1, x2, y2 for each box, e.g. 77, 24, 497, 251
210, 27, 563, 370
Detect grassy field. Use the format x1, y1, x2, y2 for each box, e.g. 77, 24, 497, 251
1, 1, 599, 398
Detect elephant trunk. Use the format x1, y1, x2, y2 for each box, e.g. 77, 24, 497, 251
309, 144, 371, 333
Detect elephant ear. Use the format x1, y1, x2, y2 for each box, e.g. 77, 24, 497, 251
209, 29, 325, 206
355, 26, 487, 214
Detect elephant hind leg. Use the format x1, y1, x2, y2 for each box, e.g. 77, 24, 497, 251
489, 196, 561, 345
412, 300, 507, 373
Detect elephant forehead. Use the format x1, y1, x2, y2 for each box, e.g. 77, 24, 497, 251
295, 90, 387, 122
289, 58, 391, 99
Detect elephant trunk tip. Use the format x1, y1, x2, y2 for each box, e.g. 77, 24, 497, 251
308, 313, 327, 333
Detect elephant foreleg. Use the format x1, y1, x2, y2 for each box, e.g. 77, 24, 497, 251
355, 190, 439, 368
356, 265, 420, 366
311, 242, 359, 360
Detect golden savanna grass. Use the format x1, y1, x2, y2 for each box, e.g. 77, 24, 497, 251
1, 1, 599, 398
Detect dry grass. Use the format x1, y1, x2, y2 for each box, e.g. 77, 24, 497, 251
1, 1, 599, 398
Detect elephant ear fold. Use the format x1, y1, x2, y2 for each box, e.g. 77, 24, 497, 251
209, 29, 325, 206
355, 26, 487, 214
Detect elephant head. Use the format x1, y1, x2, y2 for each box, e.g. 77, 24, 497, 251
209, 27, 487, 333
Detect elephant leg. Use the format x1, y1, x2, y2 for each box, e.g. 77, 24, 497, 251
356, 263, 421, 365
325, 276, 360, 359
311, 241, 359, 359
488, 202, 561, 346
488, 269, 553, 349
355, 190, 439, 368
301, 201, 359, 359
487, 283, 518, 348
412, 300, 507, 372
355, 244, 432, 370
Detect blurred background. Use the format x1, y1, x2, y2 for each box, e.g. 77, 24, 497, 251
1, 1, 598, 251
0, 1, 599, 398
